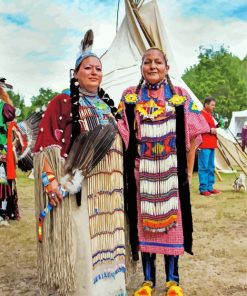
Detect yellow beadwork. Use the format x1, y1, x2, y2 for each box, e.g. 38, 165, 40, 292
134, 281, 154, 296
136, 100, 164, 119
190, 101, 199, 111
166, 281, 184, 296
166, 285, 184, 296
168, 95, 186, 106
125, 93, 138, 103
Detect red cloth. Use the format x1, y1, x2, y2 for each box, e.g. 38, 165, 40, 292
6, 122, 17, 179
34, 94, 73, 157
199, 109, 218, 149
242, 126, 247, 151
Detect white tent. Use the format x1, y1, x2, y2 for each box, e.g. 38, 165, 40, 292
101, 0, 247, 175
101, 0, 202, 108
228, 110, 247, 138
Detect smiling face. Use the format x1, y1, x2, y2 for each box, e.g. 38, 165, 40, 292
141, 49, 169, 84
75, 56, 102, 93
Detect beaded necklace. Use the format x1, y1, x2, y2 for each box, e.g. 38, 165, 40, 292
144, 79, 165, 90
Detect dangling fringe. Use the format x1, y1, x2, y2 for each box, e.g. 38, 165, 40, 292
139, 116, 179, 232
34, 147, 75, 295
86, 134, 127, 285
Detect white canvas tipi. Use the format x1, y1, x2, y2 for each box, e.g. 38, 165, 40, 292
100, 0, 247, 175
101, 0, 202, 108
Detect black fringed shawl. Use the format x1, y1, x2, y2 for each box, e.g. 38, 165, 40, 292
123, 103, 193, 260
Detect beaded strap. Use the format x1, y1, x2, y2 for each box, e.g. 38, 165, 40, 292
42, 171, 56, 188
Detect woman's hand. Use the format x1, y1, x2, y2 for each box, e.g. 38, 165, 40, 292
45, 179, 63, 207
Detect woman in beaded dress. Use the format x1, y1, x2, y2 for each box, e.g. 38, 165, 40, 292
117, 48, 209, 296
33, 30, 126, 296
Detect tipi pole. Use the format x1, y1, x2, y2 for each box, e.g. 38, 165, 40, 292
218, 138, 247, 176
129, 0, 155, 47
116, 0, 121, 33
215, 168, 223, 181
227, 127, 247, 157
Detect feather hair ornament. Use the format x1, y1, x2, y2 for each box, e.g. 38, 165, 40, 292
81, 29, 94, 52
75, 29, 99, 69
38, 124, 117, 241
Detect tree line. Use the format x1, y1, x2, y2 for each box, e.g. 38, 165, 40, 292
7, 46, 247, 124
182, 46, 247, 123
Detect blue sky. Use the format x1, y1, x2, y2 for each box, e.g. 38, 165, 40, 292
0, 0, 246, 103
178, 0, 247, 20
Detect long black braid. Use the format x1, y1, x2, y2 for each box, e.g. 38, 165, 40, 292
135, 76, 144, 95
98, 87, 118, 118
69, 77, 82, 206
166, 73, 176, 95
70, 77, 81, 145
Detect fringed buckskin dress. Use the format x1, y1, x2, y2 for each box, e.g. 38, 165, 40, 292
34, 91, 126, 296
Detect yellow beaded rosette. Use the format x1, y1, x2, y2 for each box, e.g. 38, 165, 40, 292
125, 93, 138, 103
168, 94, 186, 106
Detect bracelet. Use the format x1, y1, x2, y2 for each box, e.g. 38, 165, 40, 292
42, 172, 56, 187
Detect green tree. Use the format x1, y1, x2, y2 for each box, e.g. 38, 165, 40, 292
7, 90, 30, 121
182, 46, 247, 124
28, 88, 59, 115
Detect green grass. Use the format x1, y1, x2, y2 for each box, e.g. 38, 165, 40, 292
0, 170, 246, 295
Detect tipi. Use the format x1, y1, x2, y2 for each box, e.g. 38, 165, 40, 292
101, 0, 247, 175
101, 0, 201, 107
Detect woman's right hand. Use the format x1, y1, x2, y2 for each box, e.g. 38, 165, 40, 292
45, 179, 63, 207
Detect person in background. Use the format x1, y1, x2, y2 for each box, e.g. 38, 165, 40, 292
198, 97, 221, 196
241, 121, 247, 152
0, 81, 18, 222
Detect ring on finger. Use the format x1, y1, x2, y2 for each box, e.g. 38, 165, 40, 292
49, 192, 56, 199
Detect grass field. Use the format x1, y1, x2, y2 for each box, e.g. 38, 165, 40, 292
0, 170, 246, 295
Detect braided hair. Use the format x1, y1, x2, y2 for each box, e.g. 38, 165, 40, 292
69, 77, 82, 206
135, 76, 144, 95
98, 87, 118, 116
70, 77, 81, 146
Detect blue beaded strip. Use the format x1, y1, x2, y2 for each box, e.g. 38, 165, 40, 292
41, 172, 50, 187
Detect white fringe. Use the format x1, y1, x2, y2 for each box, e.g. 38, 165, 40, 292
141, 196, 178, 216
140, 175, 179, 195
139, 154, 178, 173
140, 118, 176, 138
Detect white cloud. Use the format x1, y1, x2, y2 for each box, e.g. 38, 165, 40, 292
0, 0, 246, 104
0, 0, 118, 103
158, 0, 247, 74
